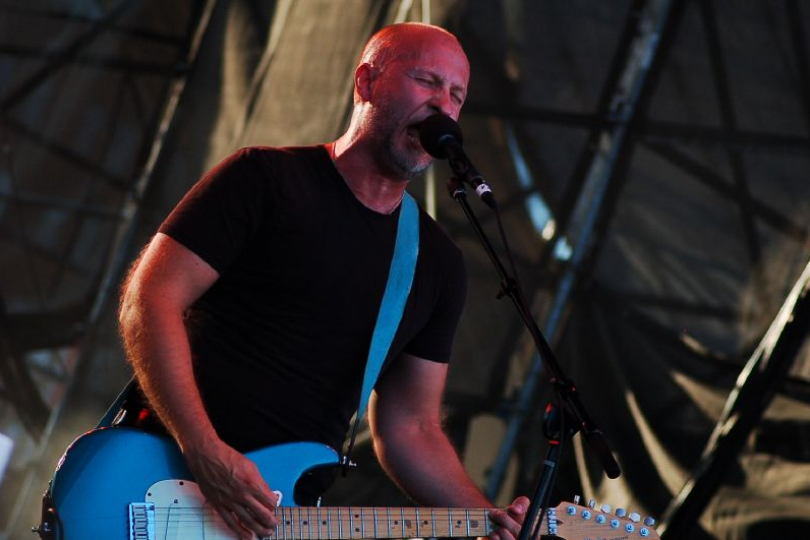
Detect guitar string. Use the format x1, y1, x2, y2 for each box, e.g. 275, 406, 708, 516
146, 507, 491, 535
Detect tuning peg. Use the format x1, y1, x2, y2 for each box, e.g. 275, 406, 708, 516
615, 508, 627, 518
644, 516, 656, 527
629, 512, 641, 523
573, 495, 581, 505
600, 504, 611, 513
588, 499, 596, 509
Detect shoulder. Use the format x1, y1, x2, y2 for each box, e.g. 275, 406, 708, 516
417, 207, 464, 271
232, 145, 331, 173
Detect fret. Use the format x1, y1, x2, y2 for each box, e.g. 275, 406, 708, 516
386, 507, 391, 539
484, 509, 490, 536
400, 507, 406, 538
307, 506, 312, 540
465, 508, 470, 537
431, 508, 436, 538
373, 507, 378, 538
338, 507, 343, 540
447, 508, 453, 537
360, 508, 365, 539
415, 507, 420, 538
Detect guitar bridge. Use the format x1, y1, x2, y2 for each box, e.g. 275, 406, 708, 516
129, 502, 156, 540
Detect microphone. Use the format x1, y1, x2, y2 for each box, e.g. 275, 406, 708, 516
418, 114, 496, 208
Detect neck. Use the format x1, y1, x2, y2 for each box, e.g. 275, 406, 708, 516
327, 138, 409, 215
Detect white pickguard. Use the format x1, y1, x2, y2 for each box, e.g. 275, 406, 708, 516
142, 479, 283, 539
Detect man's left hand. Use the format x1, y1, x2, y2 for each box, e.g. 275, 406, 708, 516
487, 496, 530, 540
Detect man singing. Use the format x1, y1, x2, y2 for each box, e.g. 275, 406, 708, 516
119, 22, 528, 540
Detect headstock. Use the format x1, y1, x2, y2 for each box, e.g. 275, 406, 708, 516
545, 498, 659, 539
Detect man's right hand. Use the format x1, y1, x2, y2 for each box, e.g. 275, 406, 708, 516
182, 437, 279, 539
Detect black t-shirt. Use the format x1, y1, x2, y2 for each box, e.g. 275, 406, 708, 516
158, 146, 466, 452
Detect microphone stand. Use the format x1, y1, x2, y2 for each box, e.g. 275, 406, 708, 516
446, 177, 621, 540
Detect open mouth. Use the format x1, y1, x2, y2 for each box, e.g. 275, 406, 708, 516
405, 122, 424, 146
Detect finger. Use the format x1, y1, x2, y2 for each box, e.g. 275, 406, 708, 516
244, 493, 278, 529
232, 504, 274, 538
215, 505, 253, 540
256, 486, 279, 508
488, 509, 520, 539
507, 496, 530, 519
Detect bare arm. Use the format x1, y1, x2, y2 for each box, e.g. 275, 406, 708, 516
119, 232, 277, 538
369, 353, 528, 540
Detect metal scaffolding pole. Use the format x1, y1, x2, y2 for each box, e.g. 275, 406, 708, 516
0, 1, 218, 536
658, 258, 810, 538
485, 0, 683, 500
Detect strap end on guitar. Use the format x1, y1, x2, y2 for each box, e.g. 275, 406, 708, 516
339, 454, 357, 477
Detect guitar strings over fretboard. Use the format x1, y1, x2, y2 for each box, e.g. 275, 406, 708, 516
148, 506, 493, 539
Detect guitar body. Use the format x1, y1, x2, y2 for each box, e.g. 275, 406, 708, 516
44, 427, 658, 539
48, 427, 339, 538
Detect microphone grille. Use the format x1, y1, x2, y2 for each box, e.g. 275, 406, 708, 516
418, 114, 463, 158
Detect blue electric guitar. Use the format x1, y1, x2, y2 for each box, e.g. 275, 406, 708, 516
38, 427, 658, 539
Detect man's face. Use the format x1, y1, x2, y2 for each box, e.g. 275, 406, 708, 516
365, 34, 470, 181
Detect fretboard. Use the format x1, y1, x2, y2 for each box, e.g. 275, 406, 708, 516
151, 505, 493, 539
273, 506, 493, 539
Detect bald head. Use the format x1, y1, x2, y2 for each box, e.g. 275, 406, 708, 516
361, 23, 467, 67
337, 22, 470, 182
354, 23, 469, 103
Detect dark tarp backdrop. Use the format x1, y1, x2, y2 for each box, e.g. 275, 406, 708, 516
1, 1, 809, 538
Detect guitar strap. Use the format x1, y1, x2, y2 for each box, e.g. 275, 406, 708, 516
342, 192, 419, 472
96, 194, 420, 467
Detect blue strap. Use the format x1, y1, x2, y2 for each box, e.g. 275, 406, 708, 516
356, 192, 419, 423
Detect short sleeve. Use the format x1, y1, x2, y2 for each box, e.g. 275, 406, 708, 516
159, 148, 274, 273
403, 242, 467, 363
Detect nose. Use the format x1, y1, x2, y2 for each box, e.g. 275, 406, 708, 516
427, 87, 458, 118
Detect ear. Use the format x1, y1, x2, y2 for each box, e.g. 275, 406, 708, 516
355, 63, 376, 103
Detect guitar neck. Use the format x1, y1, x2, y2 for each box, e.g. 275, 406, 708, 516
273, 506, 493, 539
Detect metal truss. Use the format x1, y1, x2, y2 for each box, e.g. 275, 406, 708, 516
474, 0, 685, 499
458, 0, 810, 535
0, 0, 216, 535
